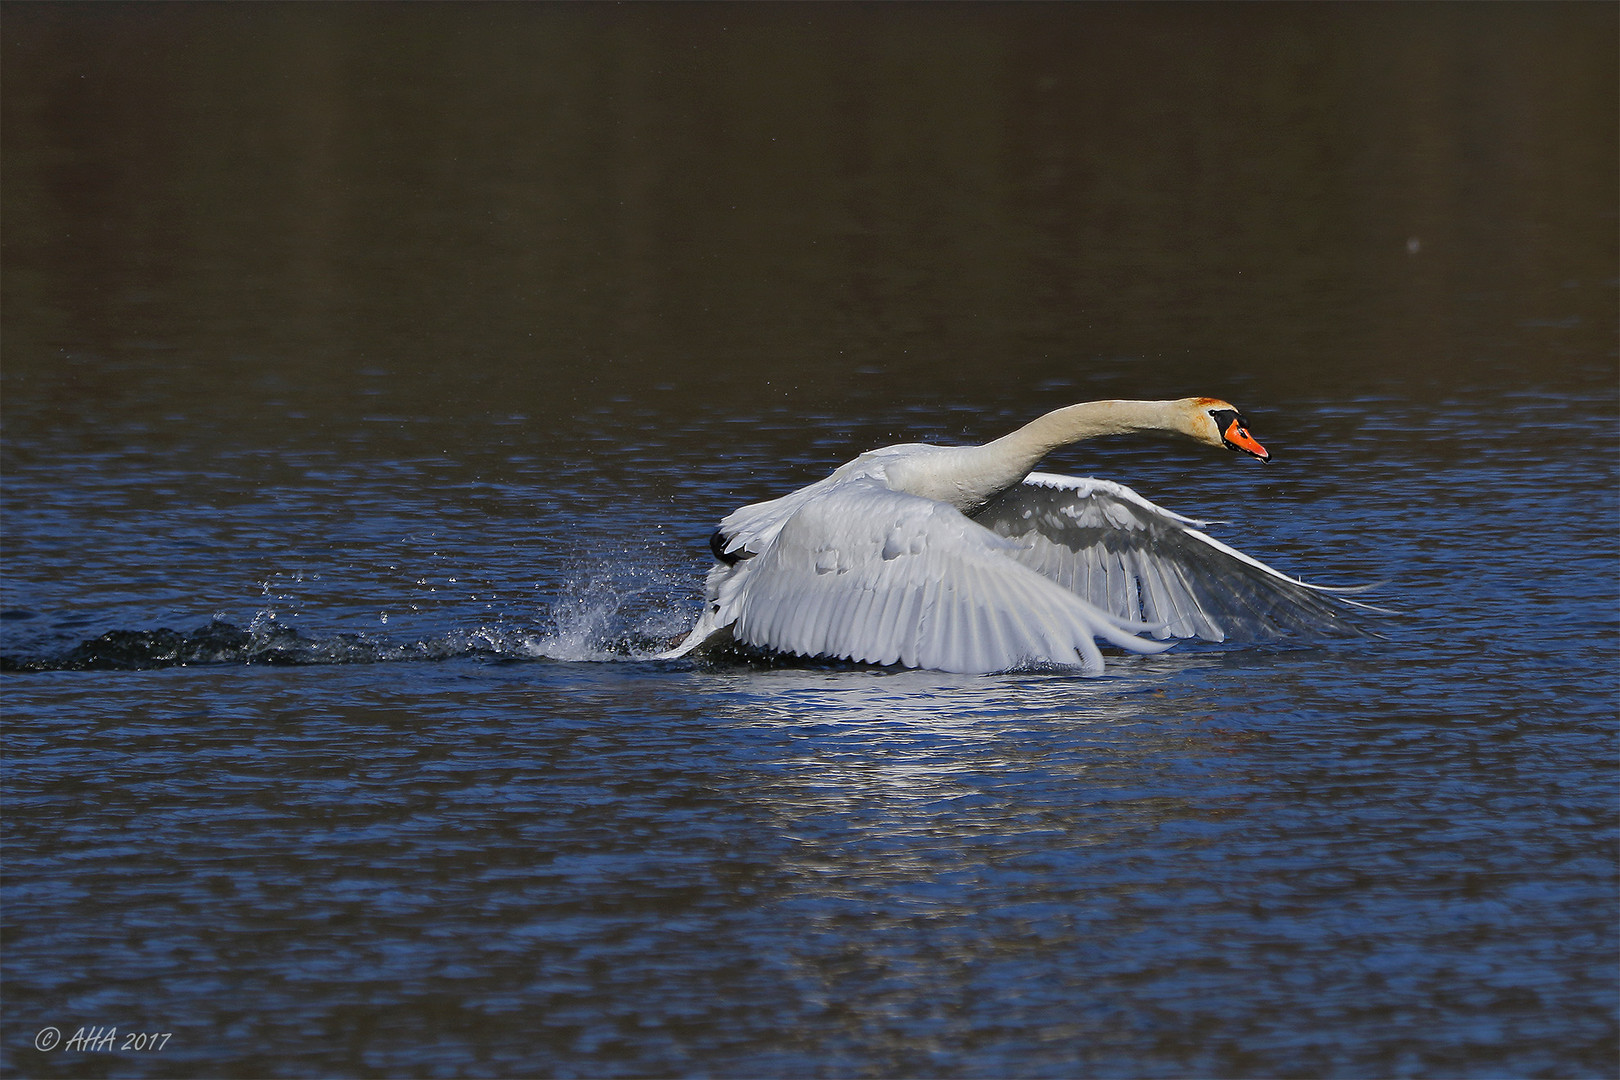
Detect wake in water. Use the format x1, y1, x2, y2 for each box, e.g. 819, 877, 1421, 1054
0, 562, 700, 673
0, 619, 525, 672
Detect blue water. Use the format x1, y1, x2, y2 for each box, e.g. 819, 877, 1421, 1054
4, 392, 1616, 1077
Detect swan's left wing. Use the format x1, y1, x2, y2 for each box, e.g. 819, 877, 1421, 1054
972, 473, 1375, 641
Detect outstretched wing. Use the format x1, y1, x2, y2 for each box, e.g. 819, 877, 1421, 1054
972, 473, 1374, 641
714, 479, 1175, 674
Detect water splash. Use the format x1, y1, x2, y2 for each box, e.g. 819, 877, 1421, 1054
526, 560, 697, 662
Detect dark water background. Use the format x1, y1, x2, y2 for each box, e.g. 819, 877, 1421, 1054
3, 5, 1616, 1077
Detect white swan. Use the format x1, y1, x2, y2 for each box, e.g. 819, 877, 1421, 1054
660, 397, 1370, 674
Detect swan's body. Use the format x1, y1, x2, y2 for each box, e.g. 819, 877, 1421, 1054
661, 398, 1368, 674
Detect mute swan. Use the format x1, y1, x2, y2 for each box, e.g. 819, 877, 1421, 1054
660, 397, 1369, 674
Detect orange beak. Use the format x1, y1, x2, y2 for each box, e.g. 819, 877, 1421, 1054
1224, 418, 1271, 462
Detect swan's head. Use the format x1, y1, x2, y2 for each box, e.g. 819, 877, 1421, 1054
1188, 398, 1270, 462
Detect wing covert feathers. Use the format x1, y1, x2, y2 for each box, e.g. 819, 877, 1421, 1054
714, 480, 1173, 674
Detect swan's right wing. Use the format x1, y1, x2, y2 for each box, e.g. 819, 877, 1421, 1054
712, 479, 1173, 674
972, 473, 1376, 641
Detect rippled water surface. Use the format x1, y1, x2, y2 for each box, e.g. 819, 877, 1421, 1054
4, 5, 1616, 1077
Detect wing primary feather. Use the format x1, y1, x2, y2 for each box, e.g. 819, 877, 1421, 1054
973, 473, 1380, 643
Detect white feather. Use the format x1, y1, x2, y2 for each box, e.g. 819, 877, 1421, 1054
658, 399, 1376, 674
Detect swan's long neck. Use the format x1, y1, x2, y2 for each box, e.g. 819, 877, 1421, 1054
983, 399, 1191, 471
886, 399, 1194, 512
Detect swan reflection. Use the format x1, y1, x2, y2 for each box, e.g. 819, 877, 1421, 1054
695, 655, 1240, 844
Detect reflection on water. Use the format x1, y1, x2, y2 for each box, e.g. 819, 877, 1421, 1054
3, 2, 1614, 447
3, 3, 1616, 1077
